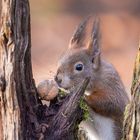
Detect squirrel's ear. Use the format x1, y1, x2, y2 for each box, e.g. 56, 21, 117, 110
69, 16, 90, 49
87, 17, 101, 70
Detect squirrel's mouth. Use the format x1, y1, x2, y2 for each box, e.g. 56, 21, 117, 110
56, 81, 80, 94
58, 87, 70, 94
58, 84, 77, 94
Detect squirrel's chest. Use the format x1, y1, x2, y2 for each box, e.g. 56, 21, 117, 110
91, 111, 115, 140
81, 111, 115, 140
84, 91, 116, 140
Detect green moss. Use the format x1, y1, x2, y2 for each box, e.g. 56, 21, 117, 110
58, 89, 67, 97
79, 97, 89, 120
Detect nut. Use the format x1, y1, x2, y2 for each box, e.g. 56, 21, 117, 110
37, 79, 59, 101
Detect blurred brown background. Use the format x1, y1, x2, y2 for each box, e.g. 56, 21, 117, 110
1, 0, 140, 93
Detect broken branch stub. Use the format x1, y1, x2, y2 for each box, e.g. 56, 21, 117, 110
45, 78, 90, 140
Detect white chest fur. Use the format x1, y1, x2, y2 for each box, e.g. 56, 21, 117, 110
81, 91, 115, 140
92, 111, 115, 140
80, 112, 115, 140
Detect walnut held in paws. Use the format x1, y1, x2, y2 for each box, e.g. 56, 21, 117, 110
37, 80, 59, 101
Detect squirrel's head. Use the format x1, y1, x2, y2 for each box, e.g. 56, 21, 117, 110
55, 17, 101, 91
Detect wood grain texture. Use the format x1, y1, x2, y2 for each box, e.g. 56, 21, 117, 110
123, 42, 140, 140
0, 0, 42, 139
45, 79, 89, 140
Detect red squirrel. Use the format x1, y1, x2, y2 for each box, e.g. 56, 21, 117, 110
55, 17, 129, 140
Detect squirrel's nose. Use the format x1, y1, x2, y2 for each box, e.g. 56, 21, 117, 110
55, 75, 62, 85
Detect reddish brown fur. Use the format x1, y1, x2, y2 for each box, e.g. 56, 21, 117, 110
85, 90, 126, 118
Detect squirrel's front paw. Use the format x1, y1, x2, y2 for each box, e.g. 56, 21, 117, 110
37, 79, 59, 101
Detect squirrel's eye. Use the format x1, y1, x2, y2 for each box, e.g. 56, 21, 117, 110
75, 63, 83, 71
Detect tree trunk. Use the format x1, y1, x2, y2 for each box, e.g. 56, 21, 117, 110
123, 42, 140, 140
0, 0, 42, 139
0, 0, 88, 140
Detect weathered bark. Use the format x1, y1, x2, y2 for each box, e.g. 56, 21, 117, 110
0, 0, 88, 139
0, 0, 42, 139
123, 43, 140, 139
45, 79, 89, 140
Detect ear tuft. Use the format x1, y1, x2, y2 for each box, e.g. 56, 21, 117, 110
87, 17, 101, 69
69, 16, 91, 49
87, 17, 100, 52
